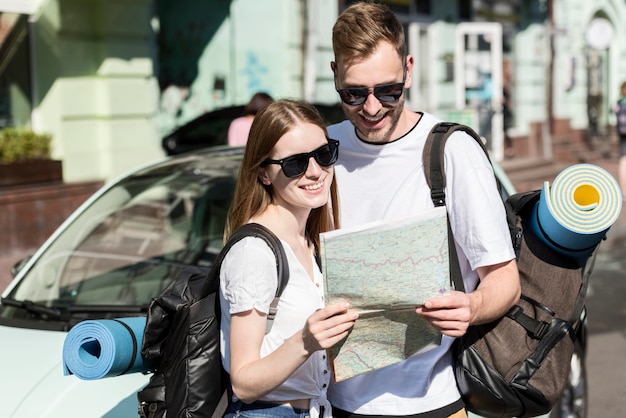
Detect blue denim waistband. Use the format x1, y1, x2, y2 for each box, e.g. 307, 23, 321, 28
227, 400, 311, 418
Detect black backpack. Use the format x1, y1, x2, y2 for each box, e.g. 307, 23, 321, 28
423, 122, 597, 417
137, 223, 289, 418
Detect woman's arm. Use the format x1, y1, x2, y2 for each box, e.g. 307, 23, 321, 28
228, 302, 357, 403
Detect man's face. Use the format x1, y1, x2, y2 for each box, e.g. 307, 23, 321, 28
333, 42, 412, 144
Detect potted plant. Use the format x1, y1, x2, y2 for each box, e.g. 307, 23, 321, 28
0, 127, 62, 187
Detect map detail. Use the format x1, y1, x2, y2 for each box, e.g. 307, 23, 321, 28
320, 206, 449, 381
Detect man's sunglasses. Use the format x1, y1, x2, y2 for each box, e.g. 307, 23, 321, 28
261, 139, 339, 178
335, 68, 407, 106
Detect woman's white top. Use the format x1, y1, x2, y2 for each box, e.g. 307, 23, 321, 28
219, 236, 331, 418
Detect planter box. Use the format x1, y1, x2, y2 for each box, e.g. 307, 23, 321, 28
0, 160, 63, 187
0, 180, 104, 253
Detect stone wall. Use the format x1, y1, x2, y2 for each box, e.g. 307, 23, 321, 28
0, 181, 103, 254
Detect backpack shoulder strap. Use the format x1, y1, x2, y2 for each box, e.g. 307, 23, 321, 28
202, 222, 289, 332
423, 122, 491, 207
423, 122, 491, 293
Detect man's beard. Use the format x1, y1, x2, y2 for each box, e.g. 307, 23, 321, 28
347, 96, 405, 144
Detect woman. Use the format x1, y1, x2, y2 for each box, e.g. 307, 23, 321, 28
220, 99, 358, 418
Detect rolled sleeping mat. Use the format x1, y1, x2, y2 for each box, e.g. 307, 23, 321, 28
526, 163, 622, 263
62, 316, 152, 380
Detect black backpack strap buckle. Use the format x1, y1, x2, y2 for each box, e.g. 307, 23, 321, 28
506, 305, 551, 339
430, 189, 446, 207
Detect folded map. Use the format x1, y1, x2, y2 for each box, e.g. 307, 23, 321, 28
320, 206, 450, 382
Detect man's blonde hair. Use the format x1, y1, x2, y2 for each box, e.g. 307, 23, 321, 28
332, 1, 406, 67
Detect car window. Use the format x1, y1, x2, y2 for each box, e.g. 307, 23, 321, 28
163, 104, 345, 155
170, 117, 232, 150
1, 153, 240, 324
162, 106, 246, 155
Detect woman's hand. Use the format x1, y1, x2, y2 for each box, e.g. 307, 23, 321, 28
301, 302, 358, 354
229, 303, 358, 402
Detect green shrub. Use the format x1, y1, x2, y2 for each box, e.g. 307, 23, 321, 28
0, 127, 53, 164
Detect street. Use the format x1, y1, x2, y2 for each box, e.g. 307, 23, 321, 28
585, 231, 626, 418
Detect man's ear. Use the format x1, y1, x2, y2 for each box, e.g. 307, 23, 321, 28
404, 55, 415, 88
330, 61, 336, 72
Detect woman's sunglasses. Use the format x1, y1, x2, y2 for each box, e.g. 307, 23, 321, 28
261, 139, 339, 178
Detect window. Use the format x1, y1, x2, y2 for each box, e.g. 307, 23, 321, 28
0, 13, 32, 128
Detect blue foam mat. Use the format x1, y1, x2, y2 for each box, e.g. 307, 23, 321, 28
526, 163, 622, 263
62, 316, 152, 380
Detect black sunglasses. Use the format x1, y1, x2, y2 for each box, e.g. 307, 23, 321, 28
261, 139, 339, 178
335, 68, 407, 106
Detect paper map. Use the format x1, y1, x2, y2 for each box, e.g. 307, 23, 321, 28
320, 206, 449, 382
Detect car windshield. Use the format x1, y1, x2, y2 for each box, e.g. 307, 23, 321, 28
1, 149, 241, 324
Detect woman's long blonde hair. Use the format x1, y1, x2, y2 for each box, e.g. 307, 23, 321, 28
225, 99, 340, 252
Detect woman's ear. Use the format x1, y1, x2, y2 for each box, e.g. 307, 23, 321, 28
258, 168, 271, 186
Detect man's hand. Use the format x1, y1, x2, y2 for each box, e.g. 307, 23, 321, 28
416, 259, 520, 337
416, 290, 471, 337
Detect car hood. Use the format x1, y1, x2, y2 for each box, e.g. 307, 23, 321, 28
0, 324, 149, 417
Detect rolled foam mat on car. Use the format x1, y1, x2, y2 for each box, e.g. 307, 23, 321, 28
62, 316, 151, 380
526, 163, 622, 263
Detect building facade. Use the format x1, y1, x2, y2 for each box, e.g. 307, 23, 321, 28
1, 0, 625, 183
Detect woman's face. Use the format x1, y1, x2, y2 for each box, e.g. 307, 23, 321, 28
260, 122, 334, 214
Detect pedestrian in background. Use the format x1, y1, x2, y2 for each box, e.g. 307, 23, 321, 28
613, 81, 626, 196
227, 92, 274, 146
327, 2, 520, 417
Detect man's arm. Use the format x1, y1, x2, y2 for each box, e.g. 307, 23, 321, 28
470, 259, 520, 324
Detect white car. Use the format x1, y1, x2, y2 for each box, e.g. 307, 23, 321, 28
0, 142, 584, 417
0, 146, 240, 417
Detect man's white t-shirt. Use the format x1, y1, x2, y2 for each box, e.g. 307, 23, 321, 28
326, 112, 515, 415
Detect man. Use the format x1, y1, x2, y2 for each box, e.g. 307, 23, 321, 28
327, 2, 521, 417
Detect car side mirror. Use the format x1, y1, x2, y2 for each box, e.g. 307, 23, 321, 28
11, 256, 32, 278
